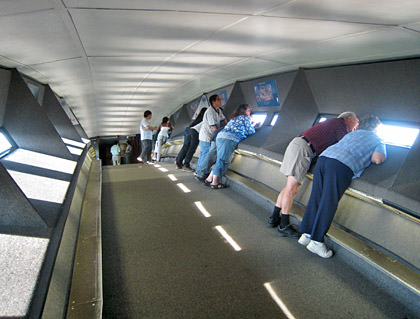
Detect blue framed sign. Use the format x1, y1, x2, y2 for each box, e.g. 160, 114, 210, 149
192, 95, 210, 119
189, 101, 198, 114
254, 80, 280, 107
218, 90, 228, 109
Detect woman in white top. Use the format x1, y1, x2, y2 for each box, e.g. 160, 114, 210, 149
154, 117, 173, 162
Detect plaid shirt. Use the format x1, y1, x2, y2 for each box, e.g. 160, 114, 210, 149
301, 118, 349, 154
321, 129, 386, 178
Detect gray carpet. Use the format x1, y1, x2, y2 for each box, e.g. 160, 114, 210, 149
101, 163, 413, 319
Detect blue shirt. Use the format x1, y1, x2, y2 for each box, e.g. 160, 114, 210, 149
217, 115, 256, 143
321, 129, 386, 178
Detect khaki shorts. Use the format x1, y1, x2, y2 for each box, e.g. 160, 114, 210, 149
280, 137, 315, 183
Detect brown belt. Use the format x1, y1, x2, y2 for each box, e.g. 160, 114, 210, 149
300, 136, 315, 154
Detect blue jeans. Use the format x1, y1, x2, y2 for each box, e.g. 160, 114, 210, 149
175, 128, 191, 166
196, 141, 211, 171
195, 141, 217, 178
299, 157, 353, 242
211, 138, 238, 177
175, 128, 199, 167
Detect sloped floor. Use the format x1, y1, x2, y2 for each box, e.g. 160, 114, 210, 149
101, 162, 413, 319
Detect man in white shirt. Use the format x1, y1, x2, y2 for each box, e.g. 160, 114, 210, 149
196, 95, 227, 171
110, 142, 121, 166
138, 110, 158, 163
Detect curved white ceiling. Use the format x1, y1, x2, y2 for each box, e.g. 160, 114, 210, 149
1, 0, 420, 137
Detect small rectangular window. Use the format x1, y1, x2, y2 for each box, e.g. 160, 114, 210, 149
313, 113, 336, 126
270, 113, 279, 126
251, 113, 267, 127
376, 123, 419, 148
27, 82, 40, 101
0, 130, 14, 158
23, 77, 44, 104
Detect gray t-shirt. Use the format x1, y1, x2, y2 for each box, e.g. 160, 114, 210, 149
199, 107, 225, 142
140, 118, 153, 140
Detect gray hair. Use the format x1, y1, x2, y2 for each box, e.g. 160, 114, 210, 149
358, 115, 382, 131
337, 111, 357, 119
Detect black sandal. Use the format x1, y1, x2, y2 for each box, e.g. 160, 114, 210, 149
204, 180, 211, 186
210, 183, 228, 189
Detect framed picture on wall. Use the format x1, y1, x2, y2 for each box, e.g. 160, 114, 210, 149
192, 95, 210, 119
253, 80, 280, 107
218, 90, 228, 109
189, 101, 199, 114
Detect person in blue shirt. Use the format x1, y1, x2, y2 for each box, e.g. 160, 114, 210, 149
204, 104, 258, 189
297, 115, 386, 258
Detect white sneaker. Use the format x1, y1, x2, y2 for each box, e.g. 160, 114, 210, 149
306, 240, 333, 258
298, 234, 311, 246
137, 156, 143, 162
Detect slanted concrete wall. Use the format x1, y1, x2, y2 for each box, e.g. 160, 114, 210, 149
169, 104, 192, 139
0, 68, 11, 127
3, 70, 73, 160
43, 86, 83, 142
261, 69, 318, 153
0, 162, 46, 228
222, 82, 245, 120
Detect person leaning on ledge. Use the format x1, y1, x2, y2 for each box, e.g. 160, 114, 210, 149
297, 115, 386, 258
268, 111, 359, 238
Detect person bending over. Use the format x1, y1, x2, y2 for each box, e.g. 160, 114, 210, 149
154, 117, 173, 162
269, 112, 359, 238
298, 115, 386, 258
175, 107, 207, 170
196, 95, 227, 172
205, 104, 258, 189
194, 124, 224, 182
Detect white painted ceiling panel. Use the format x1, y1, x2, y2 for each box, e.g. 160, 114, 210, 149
0, 2, 419, 137
24, 58, 90, 85
406, 22, 420, 33
0, 10, 81, 65
206, 58, 290, 83
69, 9, 244, 56
261, 28, 420, 67
14, 66, 50, 84
90, 56, 167, 75
265, 0, 420, 25
63, 0, 291, 15
187, 16, 379, 56
0, 56, 18, 68
0, 0, 55, 17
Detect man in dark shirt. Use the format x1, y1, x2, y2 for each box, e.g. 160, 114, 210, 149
268, 112, 359, 237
